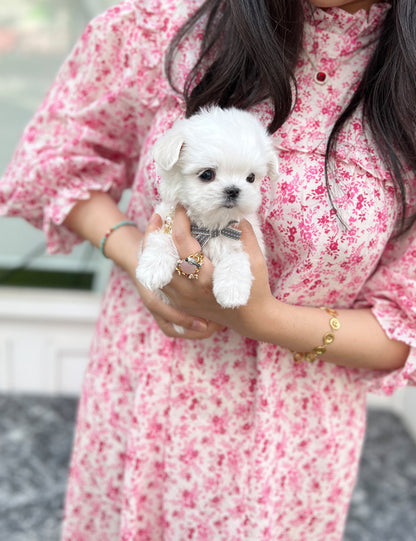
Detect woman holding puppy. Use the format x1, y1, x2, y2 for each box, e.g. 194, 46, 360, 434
1, 0, 415, 539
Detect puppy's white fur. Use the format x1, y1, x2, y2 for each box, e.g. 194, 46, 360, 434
136, 106, 278, 320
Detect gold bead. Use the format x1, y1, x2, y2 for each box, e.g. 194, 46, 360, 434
314, 346, 327, 356
330, 317, 340, 330
293, 352, 305, 363
305, 352, 317, 362
323, 332, 335, 345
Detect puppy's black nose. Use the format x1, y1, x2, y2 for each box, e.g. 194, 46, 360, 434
224, 186, 240, 200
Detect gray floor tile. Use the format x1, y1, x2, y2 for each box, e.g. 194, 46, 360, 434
1, 394, 416, 541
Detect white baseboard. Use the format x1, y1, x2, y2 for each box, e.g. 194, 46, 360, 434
0, 287, 99, 395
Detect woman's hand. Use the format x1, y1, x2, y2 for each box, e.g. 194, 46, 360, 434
134, 213, 224, 339
160, 207, 277, 342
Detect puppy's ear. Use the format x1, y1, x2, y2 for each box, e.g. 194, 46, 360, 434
153, 128, 185, 171
266, 149, 279, 182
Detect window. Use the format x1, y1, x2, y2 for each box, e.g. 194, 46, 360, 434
0, 0, 125, 292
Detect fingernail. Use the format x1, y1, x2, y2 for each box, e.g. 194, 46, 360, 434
192, 319, 207, 332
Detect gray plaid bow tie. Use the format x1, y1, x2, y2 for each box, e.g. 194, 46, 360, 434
190, 221, 241, 248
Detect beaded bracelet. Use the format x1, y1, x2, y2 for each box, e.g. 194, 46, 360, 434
292, 307, 341, 363
163, 208, 175, 235
99, 220, 137, 258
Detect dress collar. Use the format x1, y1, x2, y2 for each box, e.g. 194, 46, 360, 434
303, 1, 391, 56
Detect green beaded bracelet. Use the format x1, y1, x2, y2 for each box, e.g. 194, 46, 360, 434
99, 220, 137, 258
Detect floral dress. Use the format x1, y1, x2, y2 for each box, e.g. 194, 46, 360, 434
1, 1, 415, 540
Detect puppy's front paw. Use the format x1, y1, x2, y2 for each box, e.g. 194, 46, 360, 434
213, 280, 252, 308
212, 252, 253, 308
136, 253, 172, 291
136, 232, 178, 291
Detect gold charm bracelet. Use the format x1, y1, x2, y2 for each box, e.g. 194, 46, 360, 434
292, 307, 341, 363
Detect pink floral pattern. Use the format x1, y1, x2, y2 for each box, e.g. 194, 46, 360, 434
1, 1, 416, 539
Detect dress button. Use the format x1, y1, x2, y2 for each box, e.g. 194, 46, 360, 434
314, 71, 327, 84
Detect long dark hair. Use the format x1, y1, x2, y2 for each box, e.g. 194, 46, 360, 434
166, 0, 416, 232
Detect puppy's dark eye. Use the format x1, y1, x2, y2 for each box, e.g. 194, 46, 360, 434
199, 169, 216, 182
246, 173, 255, 183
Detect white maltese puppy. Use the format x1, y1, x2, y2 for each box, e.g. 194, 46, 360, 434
136, 106, 278, 313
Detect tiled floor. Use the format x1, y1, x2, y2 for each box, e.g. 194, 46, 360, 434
1, 394, 416, 541
0, 395, 76, 541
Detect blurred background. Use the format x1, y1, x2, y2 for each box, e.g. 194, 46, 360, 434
0, 0, 125, 296
0, 1, 415, 540
0, 0, 129, 395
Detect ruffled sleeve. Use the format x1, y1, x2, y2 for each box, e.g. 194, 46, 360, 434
0, 0, 175, 253
353, 220, 416, 395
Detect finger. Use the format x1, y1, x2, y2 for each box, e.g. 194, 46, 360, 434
139, 285, 209, 332
155, 317, 224, 340
171, 206, 215, 288
237, 219, 263, 257
172, 205, 201, 258
237, 220, 269, 286
150, 302, 223, 338
138, 283, 222, 338
148, 212, 163, 231
142, 213, 163, 247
